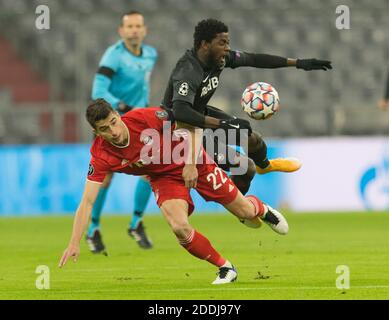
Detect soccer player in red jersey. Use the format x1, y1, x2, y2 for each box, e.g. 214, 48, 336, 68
59, 99, 288, 284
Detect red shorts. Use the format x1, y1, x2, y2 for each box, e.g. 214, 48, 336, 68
149, 162, 239, 215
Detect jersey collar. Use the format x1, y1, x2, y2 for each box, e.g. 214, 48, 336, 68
191, 48, 212, 72
122, 40, 143, 57
110, 123, 130, 149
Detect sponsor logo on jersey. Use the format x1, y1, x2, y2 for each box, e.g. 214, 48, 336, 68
178, 82, 189, 96
88, 164, 94, 176
200, 76, 219, 97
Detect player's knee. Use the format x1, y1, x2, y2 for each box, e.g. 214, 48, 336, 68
248, 131, 263, 151
231, 176, 250, 195
247, 158, 256, 178
170, 221, 192, 240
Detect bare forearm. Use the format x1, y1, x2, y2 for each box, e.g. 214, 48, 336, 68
176, 122, 203, 165
191, 127, 203, 165
69, 201, 92, 245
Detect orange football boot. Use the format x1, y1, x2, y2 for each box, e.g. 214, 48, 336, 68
256, 158, 302, 174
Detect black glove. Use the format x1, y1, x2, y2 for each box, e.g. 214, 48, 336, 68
117, 102, 134, 114
219, 117, 252, 136
296, 58, 332, 71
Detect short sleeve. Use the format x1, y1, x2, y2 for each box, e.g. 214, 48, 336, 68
171, 62, 202, 105
86, 156, 110, 183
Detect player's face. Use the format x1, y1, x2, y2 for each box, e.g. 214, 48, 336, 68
94, 112, 128, 146
119, 14, 147, 47
208, 32, 230, 68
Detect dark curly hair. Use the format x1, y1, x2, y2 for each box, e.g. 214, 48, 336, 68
86, 99, 115, 129
193, 19, 228, 50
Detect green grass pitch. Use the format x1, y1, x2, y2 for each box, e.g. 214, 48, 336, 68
1, 212, 389, 300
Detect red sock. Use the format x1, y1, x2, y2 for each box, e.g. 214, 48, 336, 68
179, 230, 226, 267
245, 195, 265, 218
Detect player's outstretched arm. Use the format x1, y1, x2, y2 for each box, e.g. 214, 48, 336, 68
294, 58, 332, 71
229, 51, 332, 71
59, 180, 101, 268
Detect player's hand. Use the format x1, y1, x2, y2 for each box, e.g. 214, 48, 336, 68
219, 118, 252, 135
183, 164, 198, 189
59, 243, 80, 268
117, 102, 134, 114
296, 58, 332, 71
378, 99, 389, 110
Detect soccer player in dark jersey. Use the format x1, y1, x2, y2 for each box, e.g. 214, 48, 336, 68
59, 99, 289, 284
161, 18, 332, 193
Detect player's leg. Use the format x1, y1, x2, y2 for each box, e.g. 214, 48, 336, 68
223, 145, 256, 195
205, 105, 302, 174
203, 131, 255, 195
224, 191, 289, 235
229, 158, 256, 195
128, 176, 153, 249
160, 199, 237, 284
195, 161, 289, 235
85, 172, 113, 255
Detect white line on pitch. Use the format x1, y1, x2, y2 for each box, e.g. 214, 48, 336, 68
2, 285, 389, 295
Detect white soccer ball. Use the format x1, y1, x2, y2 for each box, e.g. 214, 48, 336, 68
241, 82, 280, 120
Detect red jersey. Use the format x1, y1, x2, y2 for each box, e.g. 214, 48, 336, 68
87, 107, 208, 183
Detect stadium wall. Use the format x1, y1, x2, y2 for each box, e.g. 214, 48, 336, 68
0, 137, 388, 216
